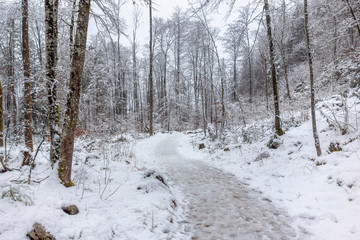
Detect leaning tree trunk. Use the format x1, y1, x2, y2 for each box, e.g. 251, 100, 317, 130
264, 0, 283, 136
45, 0, 61, 166
21, 0, 34, 166
58, 0, 91, 187
304, 0, 322, 157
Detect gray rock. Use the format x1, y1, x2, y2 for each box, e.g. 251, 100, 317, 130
62, 205, 79, 215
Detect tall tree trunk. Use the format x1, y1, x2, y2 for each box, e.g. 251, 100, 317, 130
345, 0, 360, 37
45, 0, 60, 166
232, 55, 238, 102
69, 0, 77, 61
264, 0, 283, 136
22, 0, 34, 161
175, 16, 181, 112
248, 51, 252, 103
0, 80, 3, 147
132, 33, 139, 114
8, 18, 17, 137
304, 0, 322, 156
0, 77, 7, 171
280, 0, 291, 100
261, 51, 269, 111
148, 0, 154, 136
59, 0, 91, 186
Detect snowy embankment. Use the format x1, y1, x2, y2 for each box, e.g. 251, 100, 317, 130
188, 94, 360, 240
0, 134, 185, 240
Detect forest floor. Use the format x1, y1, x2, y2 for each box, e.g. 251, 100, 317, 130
1, 95, 360, 240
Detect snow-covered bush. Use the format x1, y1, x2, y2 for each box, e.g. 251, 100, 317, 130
1, 184, 34, 206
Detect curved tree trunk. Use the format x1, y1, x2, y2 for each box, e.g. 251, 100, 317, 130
59, 0, 91, 186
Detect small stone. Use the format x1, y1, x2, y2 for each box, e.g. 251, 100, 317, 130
62, 205, 79, 215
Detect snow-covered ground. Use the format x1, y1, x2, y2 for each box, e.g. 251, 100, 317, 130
0, 135, 186, 240
1, 94, 360, 240
186, 94, 360, 240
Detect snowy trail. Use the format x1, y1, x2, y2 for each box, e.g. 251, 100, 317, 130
149, 133, 302, 240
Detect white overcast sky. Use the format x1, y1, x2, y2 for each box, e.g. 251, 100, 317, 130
88, 0, 250, 47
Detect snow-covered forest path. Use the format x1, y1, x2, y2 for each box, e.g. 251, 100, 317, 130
140, 133, 304, 240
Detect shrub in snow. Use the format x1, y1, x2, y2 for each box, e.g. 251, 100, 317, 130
138, 170, 170, 193
255, 151, 270, 162
198, 143, 205, 150
320, 96, 349, 135
328, 142, 342, 153
144, 170, 168, 187
267, 135, 282, 149
1, 184, 34, 206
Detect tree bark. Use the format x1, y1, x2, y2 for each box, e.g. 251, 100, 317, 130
280, 0, 291, 100
8, 18, 17, 137
45, 0, 61, 166
22, 0, 34, 155
59, 0, 91, 186
0, 79, 3, 147
69, 0, 77, 61
264, 0, 283, 136
304, 0, 322, 156
345, 0, 360, 37
148, 0, 154, 136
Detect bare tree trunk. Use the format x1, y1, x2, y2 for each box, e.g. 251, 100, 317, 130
264, 0, 283, 136
8, 18, 17, 137
0, 80, 3, 147
132, 33, 139, 114
131, 7, 140, 117
175, 15, 181, 112
248, 52, 252, 103
345, 0, 360, 37
304, 0, 322, 157
69, 0, 77, 61
148, 0, 154, 136
260, 51, 269, 111
22, 0, 34, 167
280, 0, 291, 100
232, 55, 238, 102
59, 0, 91, 186
45, 0, 60, 166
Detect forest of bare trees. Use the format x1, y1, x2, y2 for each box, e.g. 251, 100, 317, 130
0, 0, 359, 183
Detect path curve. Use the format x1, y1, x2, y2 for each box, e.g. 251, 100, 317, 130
152, 133, 302, 240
